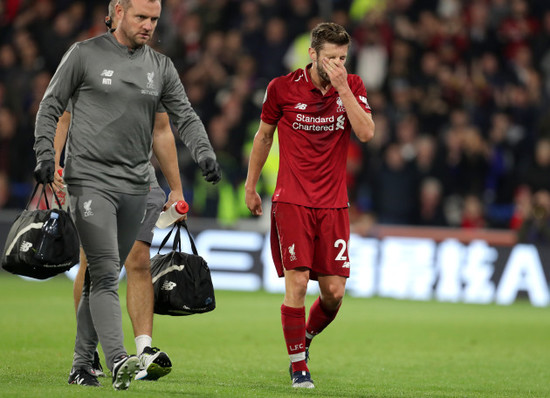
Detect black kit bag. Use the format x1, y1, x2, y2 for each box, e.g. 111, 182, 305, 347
1, 183, 80, 279
151, 220, 216, 316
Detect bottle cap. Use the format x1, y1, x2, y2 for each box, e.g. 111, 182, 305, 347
175, 200, 189, 214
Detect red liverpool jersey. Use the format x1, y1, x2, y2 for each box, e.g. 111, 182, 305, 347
261, 64, 371, 208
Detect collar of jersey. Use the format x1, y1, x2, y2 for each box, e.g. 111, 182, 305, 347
106, 31, 145, 57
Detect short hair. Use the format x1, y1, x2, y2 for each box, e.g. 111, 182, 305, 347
105, 0, 118, 28
310, 22, 351, 54
108, 0, 118, 19
118, 0, 161, 11
118, 0, 131, 9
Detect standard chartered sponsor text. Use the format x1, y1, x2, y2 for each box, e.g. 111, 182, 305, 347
293, 114, 336, 131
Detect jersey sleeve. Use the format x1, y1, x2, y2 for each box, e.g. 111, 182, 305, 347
160, 57, 216, 163
351, 75, 372, 114
34, 43, 84, 163
156, 102, 166, 113
260, 78, 282, 125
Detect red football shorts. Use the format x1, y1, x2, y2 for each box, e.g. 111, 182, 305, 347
270, 202, 350, 280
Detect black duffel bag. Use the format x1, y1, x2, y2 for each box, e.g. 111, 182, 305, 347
1, 183, 80, 279
151, 220, 215, 316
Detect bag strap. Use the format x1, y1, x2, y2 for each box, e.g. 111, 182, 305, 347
179, 220, 199, 256
157, 222, 181, 254
26, 183, 49, 210
156, 220, 199, 256
25, 183, 63, 210
50, 184, 63, 208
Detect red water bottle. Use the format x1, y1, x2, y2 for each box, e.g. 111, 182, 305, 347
156, 200, 189, 228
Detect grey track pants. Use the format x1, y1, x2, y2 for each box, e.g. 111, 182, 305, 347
68, 185, 147, 371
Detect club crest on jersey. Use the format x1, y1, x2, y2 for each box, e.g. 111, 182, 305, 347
141, 71, 158, 96
146, 72, 155, 89
336, 97, 346, 113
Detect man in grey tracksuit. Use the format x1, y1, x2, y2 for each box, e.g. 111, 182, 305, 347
33, 0, 220, 390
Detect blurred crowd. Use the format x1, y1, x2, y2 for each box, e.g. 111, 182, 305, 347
2, 0, 550, 237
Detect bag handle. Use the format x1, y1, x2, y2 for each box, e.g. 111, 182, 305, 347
25, 183, 63, 210
179, 220, 199, 256
157, 222, 181, 253
156, 220, 199, 256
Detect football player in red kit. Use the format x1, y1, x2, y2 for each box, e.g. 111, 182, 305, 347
245, 22, 375, 388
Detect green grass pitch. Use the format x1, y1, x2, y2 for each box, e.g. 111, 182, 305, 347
0, 274, 548, 397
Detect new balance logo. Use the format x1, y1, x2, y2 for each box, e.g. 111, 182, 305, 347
295, 103, 307, 110
161, 281, 177, 291
20, 241, 32, 252
101, 70, 114, 86
342, 261, 350, 268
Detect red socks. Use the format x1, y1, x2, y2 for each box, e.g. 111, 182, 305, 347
282, 298, 341, 373
305, 297, 340, 348
281, 304, 308, 373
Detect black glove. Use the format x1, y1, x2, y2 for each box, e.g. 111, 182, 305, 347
33, 160, 55, 184
199, 158, 221, 184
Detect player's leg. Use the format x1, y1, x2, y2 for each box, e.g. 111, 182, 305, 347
125, 185, 172, 380
68, 267, 101, 387
71, 187, 144, 389
306, 207, 350, 348
73, 248, 106, 377
282, 268, 311, 373
306, 275, 346, 347
271, 202, 315, 388
73, 248, 86, 313
126, 240, 154, 346
111, 191, 150, 389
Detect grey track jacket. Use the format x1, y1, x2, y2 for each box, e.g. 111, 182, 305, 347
34, 32, 215, 194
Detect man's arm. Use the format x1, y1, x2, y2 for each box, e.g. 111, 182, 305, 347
34, 43, 83, 183
323, 58, 375, 143
54, 111, 70, 168
244, 121, 277, 216
160, 58, 220, 183
51, 111, 71, 191
152, 112, 185, 210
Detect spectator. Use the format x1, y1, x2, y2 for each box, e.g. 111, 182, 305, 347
517, 189, 550, 245
415, 177, 448, 226
460, 194, 486, 228
372, 143, 419, 225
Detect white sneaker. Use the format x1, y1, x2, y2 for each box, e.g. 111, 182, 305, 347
112, 355, 140, 390
135, 346, 172, 381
